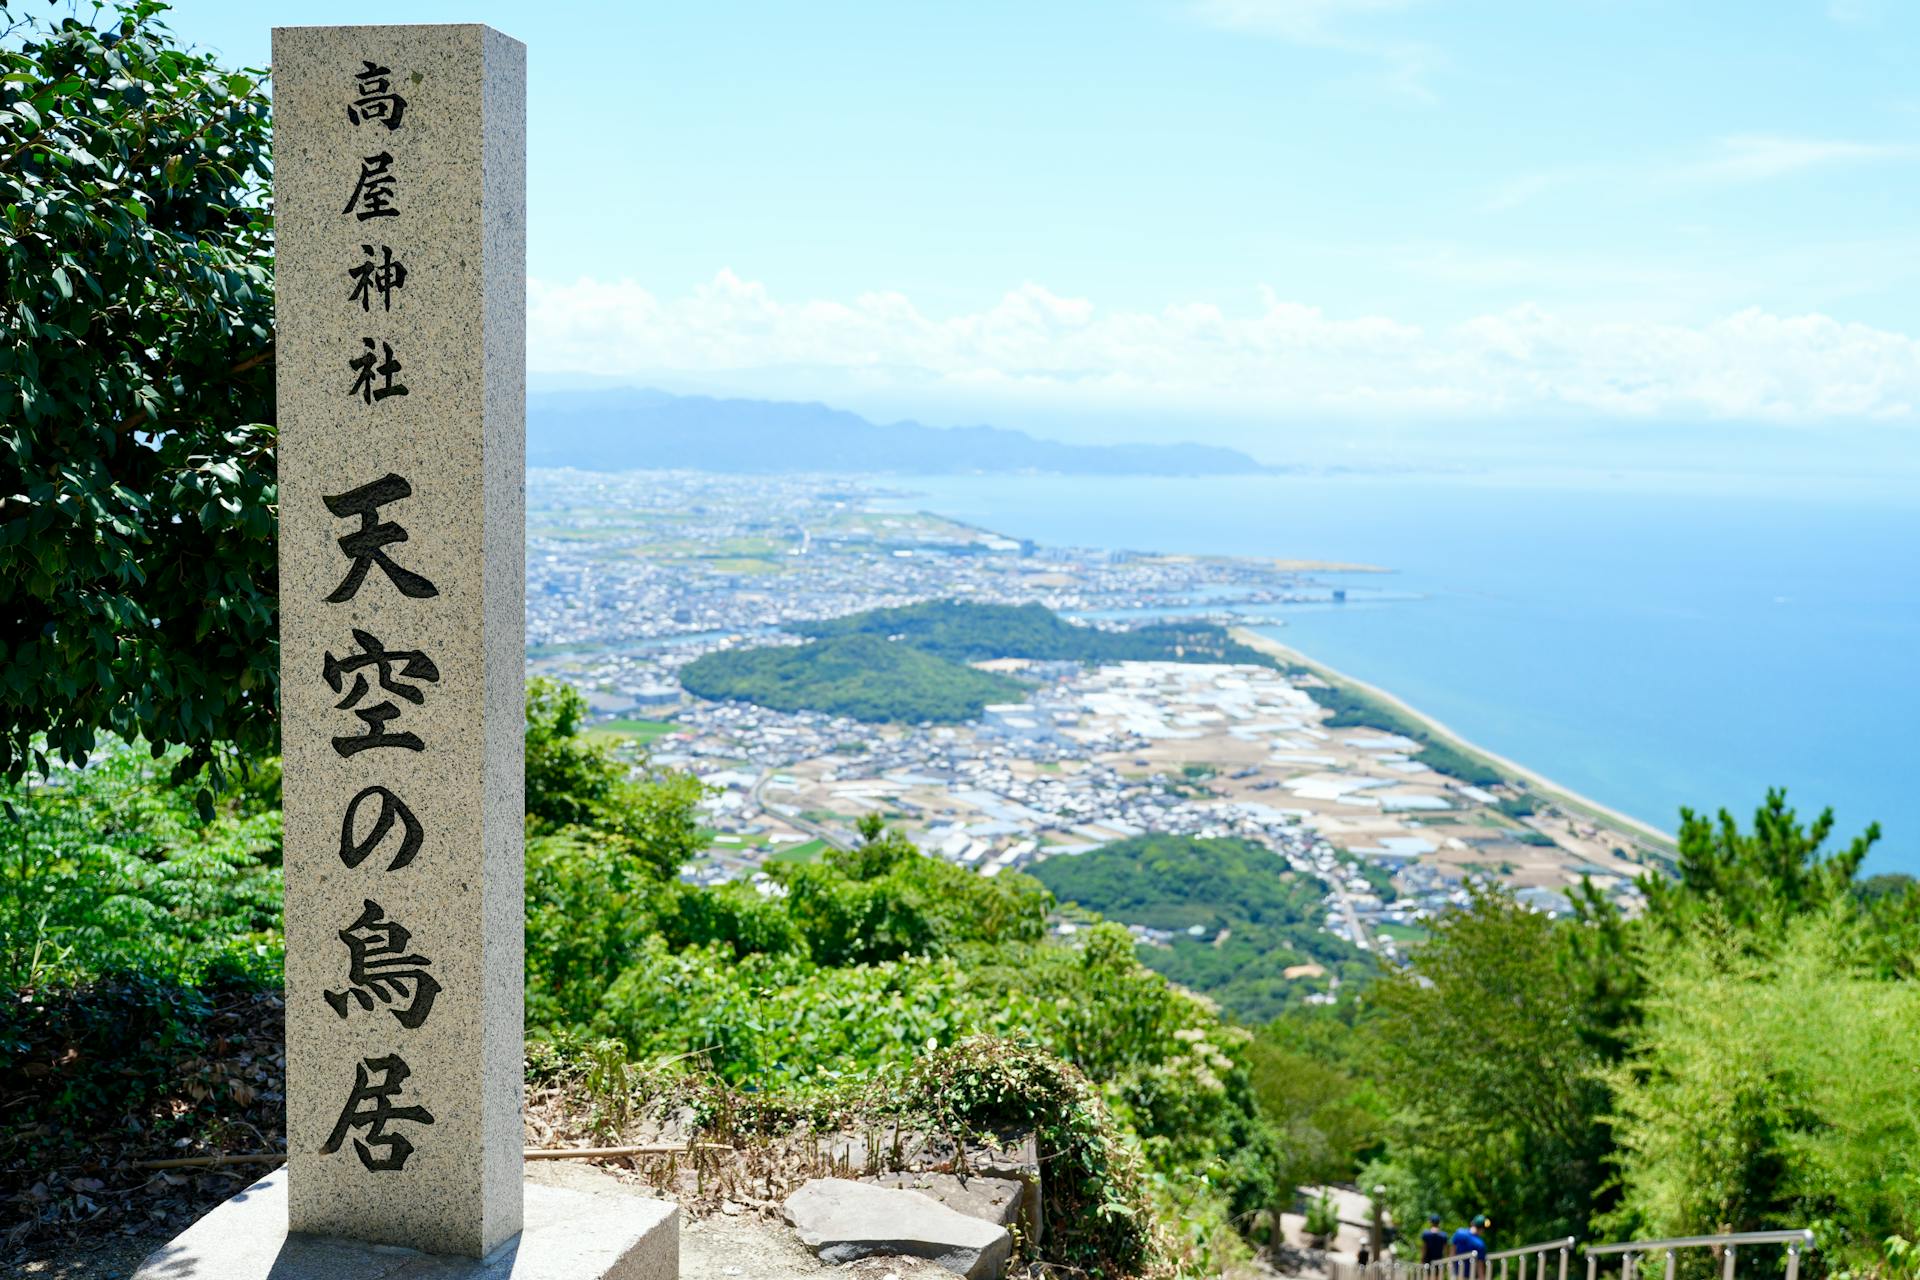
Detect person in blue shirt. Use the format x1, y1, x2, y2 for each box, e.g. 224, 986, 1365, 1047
1421, 1215, 1449, 1264
1451, 1216, 1490, 1276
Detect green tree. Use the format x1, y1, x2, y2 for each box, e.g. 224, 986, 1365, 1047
1246, 1009, 1383, 1209
1602, 911, 1920, 1270
776, 815, 1050, 966
1365, 886, 1615, 1245
1, 2, 278, 784
1642, 789, 1880, 936
525, 677, 706, 879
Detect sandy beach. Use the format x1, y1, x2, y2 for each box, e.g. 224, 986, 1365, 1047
1231, 627, 1675, 847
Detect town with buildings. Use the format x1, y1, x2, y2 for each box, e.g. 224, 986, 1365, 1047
528, 468, 1658, 974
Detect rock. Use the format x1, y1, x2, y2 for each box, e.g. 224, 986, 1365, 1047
909, 1130, 1045, 1247
683, 1214, 955, 1280
783, 1178, 1012, 1280
861, 1173, 1023, 1230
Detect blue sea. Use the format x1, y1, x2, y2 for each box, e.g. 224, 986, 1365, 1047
878, 468, 1919, 876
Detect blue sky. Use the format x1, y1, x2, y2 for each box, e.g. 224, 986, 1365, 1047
176, 1, 1920, 440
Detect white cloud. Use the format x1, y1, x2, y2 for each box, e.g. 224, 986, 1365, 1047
1827, 0, 1883, 26
528, 271, 1920, 423
1687, 133, 1919, 183
1188, 0, 1420, 42
1485, 134, 1917, 211
1185, 0, 1440, 102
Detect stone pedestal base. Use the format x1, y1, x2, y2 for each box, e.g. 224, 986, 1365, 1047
132, 1167, 677, 1279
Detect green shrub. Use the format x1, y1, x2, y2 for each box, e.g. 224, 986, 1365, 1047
1305, 1191, 1340, 1239
904, 1037, 1162, 1278
0, 971, 213, 1133
526, 677, 708, 878
525, 833, 671, 1030
776, 819, 1050, 966
659, 879, 807, 959
0, 743, 282, 988
592, 942, 1034, 1087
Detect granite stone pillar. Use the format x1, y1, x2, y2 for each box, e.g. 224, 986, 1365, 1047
273, 23, 525, 1258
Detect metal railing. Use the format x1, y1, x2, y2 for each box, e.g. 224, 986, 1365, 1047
1406, 1235, 1578, 1280
1586, 1230, 1816, 1280
1324, 1214, 1814, 1280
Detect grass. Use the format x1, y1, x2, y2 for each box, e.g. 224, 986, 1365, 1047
1374, 922, 1430, 944
702, 556, 783, 574
525, 527, 635, 542
527, 641, 607, 659
767, 838, 830, 865
590, 718, 680, 745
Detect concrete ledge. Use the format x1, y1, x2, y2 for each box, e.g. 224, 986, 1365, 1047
133, 1167, 677, 1279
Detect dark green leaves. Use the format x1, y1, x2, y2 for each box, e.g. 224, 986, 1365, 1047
0, 1, 277, 781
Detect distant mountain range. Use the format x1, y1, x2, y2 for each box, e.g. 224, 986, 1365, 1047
527, 387, 1267, 475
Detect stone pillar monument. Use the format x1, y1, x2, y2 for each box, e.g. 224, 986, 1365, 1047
135, 23, 675, 1279
272, 21, 526, 1257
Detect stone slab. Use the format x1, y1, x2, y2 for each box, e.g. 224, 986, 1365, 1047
783, 1178, 1011, 1280
907, 1131, 1043, 1246
132, 1168, 676, 1279
860, 1172, 1023, 1229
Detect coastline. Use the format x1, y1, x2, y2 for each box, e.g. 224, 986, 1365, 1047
1230, 627, 1676, 849
1139, 553, 1392, 574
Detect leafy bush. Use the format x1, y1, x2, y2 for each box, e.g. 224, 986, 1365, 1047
526, 677, 708, 878
903, 1037, 1162, 1277
0, 971, 215, 1133
660, 878, 808, 960
594, 942, 1034, 1088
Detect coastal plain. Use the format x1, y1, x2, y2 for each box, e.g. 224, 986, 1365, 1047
526, 470, 1669, 982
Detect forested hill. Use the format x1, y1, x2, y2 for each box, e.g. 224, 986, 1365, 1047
677, 633, 1026, 724
1032, 835, 1375, 1022
677, 601, 1284, 723
796, 600, 1285, 667
528, 388, 1266, 475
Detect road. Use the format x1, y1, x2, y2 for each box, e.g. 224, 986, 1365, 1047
750, 767, 855, 853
